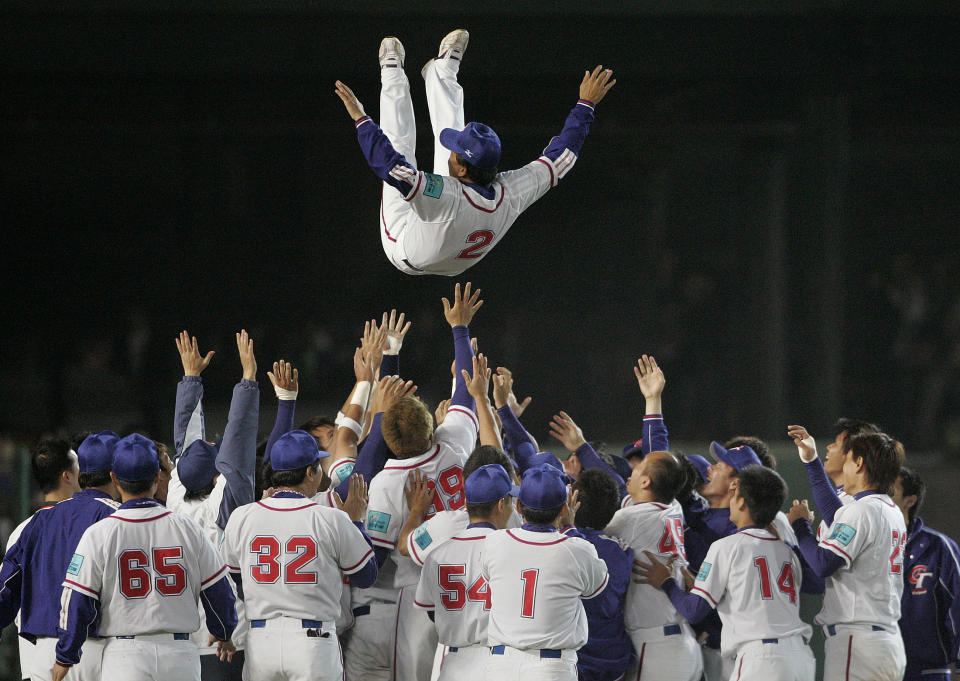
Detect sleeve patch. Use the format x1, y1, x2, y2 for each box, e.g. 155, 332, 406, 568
334, 462, 355, 484
696, 562, 712, 581
67, 553, 84, 576
413, 526, 433, 551
423, 173, 444, 199
368, 510, 392, 534
828, 523, 857, 546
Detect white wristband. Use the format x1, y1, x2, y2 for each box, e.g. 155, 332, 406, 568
335, 411, 346, 426
351, 381, 371, 408
339, 417, 363, 439
273, 386, 298, 400
798, 436, 818, 463
384, 336, 402, 356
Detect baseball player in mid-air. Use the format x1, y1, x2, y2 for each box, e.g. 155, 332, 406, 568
787, 428, 907, 681
53, 433, 238, 681
334, 30, 616, 276
636, 465, 815, 681
222, 430, 378, 681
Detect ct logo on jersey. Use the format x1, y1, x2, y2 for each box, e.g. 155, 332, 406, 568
909, 564, 934, 595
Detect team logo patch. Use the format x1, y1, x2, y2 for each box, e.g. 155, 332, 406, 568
367, 510, 392, 533
67, 553, 84, 576
335, 462, 355, 483
423, 174, 444, 199
828, 523, 857, 546
910, 564, 934, 594
697, 562, 712, 581
413, 526, 433, 551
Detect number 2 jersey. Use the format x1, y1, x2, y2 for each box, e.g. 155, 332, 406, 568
221, 491, 376, 623
816, 492, 907, 629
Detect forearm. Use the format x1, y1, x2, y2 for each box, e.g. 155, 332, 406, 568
347, 557, 378, 589
475, 397, 502, 448
355, 116, 417, 194
264, 399, 297, 466
803, 458, 843, 526
642, 414, 669, 455
497, 405, 535, 450
331, 381, 369, 461
55, 589, 100, 666
0, 562, 22, 627
663, 578, 713, 624
450, 326, 475, 410
574, 442, 627, 499
541, 101, 595, 161
397, 512, 428, 559
216, 380, 259, 528
794, 546, 826, 595
792, 519, 845, 578
334, 413, 389, 500
200, 577, 238, 641
174, 376, 205, 458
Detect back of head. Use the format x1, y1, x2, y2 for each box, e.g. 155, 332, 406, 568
844, 432, 904, 494
573, 469, 620, 530
464, 445, 515, 481
834, 417, 881, 441
897, 465, 926, 524
724, 436, 775, 471
645, 451, 684, 504
736, 465, 787, 527
31, 438, 75, 494
671, 451, 701, 503
382, 397, 434, 458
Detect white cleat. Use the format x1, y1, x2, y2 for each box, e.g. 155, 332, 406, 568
437, 29, 469, 61
379, 36, 405, 69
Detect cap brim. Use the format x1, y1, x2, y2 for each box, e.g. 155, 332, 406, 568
439, 127, 462, 153
709, 441, 733, 467
317, 449, 331, 459
508, 483, 521, 497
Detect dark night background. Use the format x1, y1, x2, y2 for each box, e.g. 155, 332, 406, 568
0, 1, 959, 676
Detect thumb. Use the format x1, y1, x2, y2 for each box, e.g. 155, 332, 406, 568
520, 396, 532, 409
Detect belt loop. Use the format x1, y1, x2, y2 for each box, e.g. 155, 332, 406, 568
491, 645, 505, 655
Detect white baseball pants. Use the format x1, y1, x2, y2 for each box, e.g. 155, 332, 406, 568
378, 58, 463, 273
436, 644, 488, 681
394, 584, 439, 681
485, 645, 578, 681
626, 622, 703, 681
27, 636, 104, 681
729, 636, 815, 681
243, 617, 342, 681
343, 602, 397, 681
100, 636, 200, 681
701, 645, 734, 681
822, 625, 906, 681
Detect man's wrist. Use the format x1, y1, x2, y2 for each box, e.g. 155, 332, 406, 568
644, 398, 663, 415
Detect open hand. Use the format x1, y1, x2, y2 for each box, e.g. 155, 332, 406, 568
236, 330, 256, 381
405, 470, 435, 516
579, 65, 616, 105
549, 411, 587, 452
442, 282, 483, 328
786, 425, 818, 463
338, 474, 369, 522
267, 360, 299, 397
382, 309, 411, 355
632, 550, 675, 589
461, 353, 492, 402
334, 81, 366, 121
371, 375, 417, 414
176, 330, 214, 377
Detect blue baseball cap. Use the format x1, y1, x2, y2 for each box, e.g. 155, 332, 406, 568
710, 441, 761, 472
688, 454, 711, 485
439, 122, 501, 171
518, 464, 568, 511
611, 454, 633, 482
113, 434, 160, 482
271, 430, 330, 472
77, 430, 119, 473
177, 440, 219, 492
465, 464, 520, 504
622, 438, 645, 460
527, 452, 574, 484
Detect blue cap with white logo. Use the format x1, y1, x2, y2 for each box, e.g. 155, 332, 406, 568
710, 441, 762, 472
439, 122, 501, 171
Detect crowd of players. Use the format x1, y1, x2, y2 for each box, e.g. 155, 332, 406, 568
0, 282, 958, 681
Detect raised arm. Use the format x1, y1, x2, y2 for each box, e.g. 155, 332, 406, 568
462, 354, 501, 448
635, 354, 669, 454
788, 499, 846, 578
215, 330, 260, 529
550, 411, 627, 499
787, 425, 843, 526
492, 367, 538, 469
379, 308, 411, 379
331, 337, 379, 464
173, 330, 214, 459
263, 359, 298, 467
442, 282, 482, 411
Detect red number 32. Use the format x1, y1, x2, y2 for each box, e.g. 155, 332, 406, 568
456, 230, 494, 259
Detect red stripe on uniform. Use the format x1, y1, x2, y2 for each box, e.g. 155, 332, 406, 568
635, 643, 645, 681
460, 186, 505, 213
201, 565, 228, 588
341, 549, 373, 573
109, 512, 171, 523
384, 445, 441, 471
535, 158, 555, 187
846, 635, 853, 681
737, 655, 744, 680
63, 579, 98, 597
505, 529, 569, 546
447, 406, 479, 431
691, 586, 719, 608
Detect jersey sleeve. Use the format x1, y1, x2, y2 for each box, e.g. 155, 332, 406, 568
332, 510, 375, 575
603, 507, 631, 542
195, 525, 229, 591
413, 556, 438, 610
691, 540, 728, 608
575, 540, 609, 600
434, 410, 478, 462
220, 513, 242, 574
62, 528, 104, 600
406, 171, 461, 223
407, 513, 463, 567
366, 477, 402, 551
819, 502, 871, 569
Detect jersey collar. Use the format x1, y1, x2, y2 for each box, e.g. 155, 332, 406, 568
467, 521, 496, 530
118, 497, 163, 510
854, 489, 881, 499
521, 522, 557, 533
462, 180, 496, 200
272, 490, 308, 499
76, 488, 115, 500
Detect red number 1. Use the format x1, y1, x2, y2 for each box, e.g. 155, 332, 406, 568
520, 568, 539, 618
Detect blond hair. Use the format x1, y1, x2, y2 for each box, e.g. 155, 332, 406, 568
382, 397, 434, 459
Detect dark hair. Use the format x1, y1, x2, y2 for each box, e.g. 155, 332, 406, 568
573, 469, 620, 530
897, 466, 926, 524
298, 415, 336, 433
844, 432, 904, 493
736, 465, 788, 527
834, 418, 881, 441
724, 436, 776, 470
69, 431, 92, 452
184, 480, 217, 502
116, 478, 155, 495
31, 438, 75, 494
154, 441, 172, 474
456, 153, 498, 186
464, 445, 516, 481
269, 462, 321, 489
646, 452, 684, 504
465, 499, 500, 520
672, 451, 701, 502
79, 470, 112, 489
518, 503, 563, 525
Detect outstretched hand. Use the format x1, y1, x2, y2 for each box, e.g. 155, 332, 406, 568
236, 330, 256, 381
442, 282, 483, 328
549, 411, 587, 453
579, 65, 616, 105
335, 81, 366, 121
787, 499, 814, 525
632, 550, 675, 589
338, 474, 369, 522
786, 425, 818, 463
461, 353, 492, 402
175, 330, 215, 377
267, 360, 299, 397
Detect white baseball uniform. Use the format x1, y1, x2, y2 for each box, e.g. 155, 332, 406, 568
815, 493, 907, 681
816, 488, 854, 540
360, 58, 594, 276
365, 405, 478, 681
480, 526, 608, 681
58, 500, 235, 681
222, 492, 375, 681
414, 523, 496, 681
690, 527, 814, 680
406, 509, 522, 568
604, 500, 703, 681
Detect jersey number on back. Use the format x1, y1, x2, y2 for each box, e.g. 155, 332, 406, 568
752, 557, 797, 604
250, 536, 318, 584
890, 530, 906, 574
456, 230, 494, 260
438, 564, 491, 610
658, 518, 686, 560
118, 547, 187, 599
423, 466, 466, 520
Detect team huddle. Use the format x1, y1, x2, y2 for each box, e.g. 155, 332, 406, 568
1, 280, 956, 681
